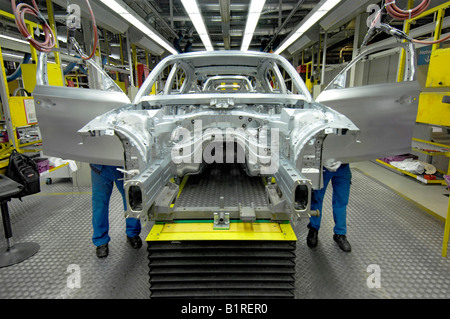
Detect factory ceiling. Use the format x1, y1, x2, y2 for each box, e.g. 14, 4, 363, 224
0, 0, 449, 68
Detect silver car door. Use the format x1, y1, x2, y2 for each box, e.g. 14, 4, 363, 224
316, 42, 420, 164
33, 55, 131, 166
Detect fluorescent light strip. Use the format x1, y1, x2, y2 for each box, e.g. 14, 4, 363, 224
99, 0, 177, 55
241, 0, 266, 51
0, 34, 30, 45
2, 52, 26, 59
180, 0, 214, 51
275, 0, 343, 54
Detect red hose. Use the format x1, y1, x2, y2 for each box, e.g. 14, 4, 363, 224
11, 0, 98, 60
11, 0, 56, 53
385, 0, 450, 45
412, 34, 450, 45
385, 0, 430, 20
79, 0, 98, 61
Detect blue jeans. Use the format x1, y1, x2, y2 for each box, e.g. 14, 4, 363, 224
91, 164, 141, 247
309, 164, 351, 235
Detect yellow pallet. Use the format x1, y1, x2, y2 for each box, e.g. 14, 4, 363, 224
147, 221, 297, 242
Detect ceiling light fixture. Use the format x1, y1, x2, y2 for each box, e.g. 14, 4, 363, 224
180, 0, 214, 51
98, 0, 177, 55
0, 33, 30, 45
241, 0, 266, 51
275, 0, 343, 54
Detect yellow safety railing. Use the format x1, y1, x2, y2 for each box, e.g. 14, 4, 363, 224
397, 1, 450, 82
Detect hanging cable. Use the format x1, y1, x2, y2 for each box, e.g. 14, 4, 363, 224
384, 0, 430, 20
384, 0, 450, 45
12, 0, 97, 60
363, 1, 450, 47
11, 0, 56, 52
412, 33, 450, 45
71, 0, 98, 61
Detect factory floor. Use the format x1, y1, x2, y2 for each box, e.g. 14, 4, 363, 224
0, 161, 449, 299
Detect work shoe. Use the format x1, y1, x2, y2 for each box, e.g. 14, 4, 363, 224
306, 226, 318, 248
127, 236, 142, 249
96, 244, 109, 258
333, 234, 351, 252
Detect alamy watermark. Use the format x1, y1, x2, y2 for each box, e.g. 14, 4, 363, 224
66, 264, 380, 290
67, 264, 81, 289
366, 264, 381, 288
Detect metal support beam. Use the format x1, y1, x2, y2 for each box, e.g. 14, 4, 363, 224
126, 31, 135, 87
321, 31, 327, 85
0, 45, 15, 149
263, 0, 305, 52
82, 17, 102, 89
169, 0, 174, 29
220, 0, 231, 50
142, 0, 178, 39
46, 0, 63, 82
397, 0, 414, 82
349, 13, 367, 87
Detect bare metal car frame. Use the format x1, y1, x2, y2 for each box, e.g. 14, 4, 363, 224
33, 44, 419, 226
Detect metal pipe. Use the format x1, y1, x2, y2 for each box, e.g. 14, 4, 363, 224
6, 53, 31, 82
219, 0, 231, 50
142, 0, 178, 38
36, 51, 49, 86
263, 0, 305, 52
321, 31, 327, 85
169, 0, 174, 29
126, 31, 135, 87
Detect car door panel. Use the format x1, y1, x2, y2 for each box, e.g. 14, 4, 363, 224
33, 85, 130, 165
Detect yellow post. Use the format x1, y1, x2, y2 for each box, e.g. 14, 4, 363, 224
432, 8, 445, 52
104, 30, 110, 64
443, 198, 450, 257
45, 0, 61, 68
26, 24, 38, 63
0, 44, 10, 97
397, 0, 414, 82
132, 43, 137, 74
119, 34, 124, 65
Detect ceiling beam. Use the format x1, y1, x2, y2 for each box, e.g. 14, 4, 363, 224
180, 0, 214, 51
219, 0, 230, 50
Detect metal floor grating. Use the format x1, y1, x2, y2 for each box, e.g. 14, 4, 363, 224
0, 168, 450, 299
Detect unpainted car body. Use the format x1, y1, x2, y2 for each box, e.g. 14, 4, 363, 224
33, 46, 419, 224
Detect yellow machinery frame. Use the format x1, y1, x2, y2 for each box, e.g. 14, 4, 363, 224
147, 221, 297, 242
0, 2, 63, 160
389, 1, 450, 257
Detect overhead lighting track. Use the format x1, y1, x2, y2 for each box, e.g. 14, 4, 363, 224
98, 0, 178, 55
180, 0, 214, 51
0, 33, 30, 45
275, 0, 343, 54
241, 0, 266, 51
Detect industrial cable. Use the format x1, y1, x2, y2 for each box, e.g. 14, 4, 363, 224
6, 52, 31, 82
72, 0, 98, 61
384, 0, 430, 20
384, 0, 450, 45
11, 0, 56, 52
11, 0, 98, 60
363, 1, 450, 47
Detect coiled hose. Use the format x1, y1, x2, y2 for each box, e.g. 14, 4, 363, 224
11, 0, 98, 60
385, 0, 450, 45
11, 0, 55, 52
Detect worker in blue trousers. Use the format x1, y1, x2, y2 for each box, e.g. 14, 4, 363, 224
90, 164, 142, 258
307, 162, 352, 252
